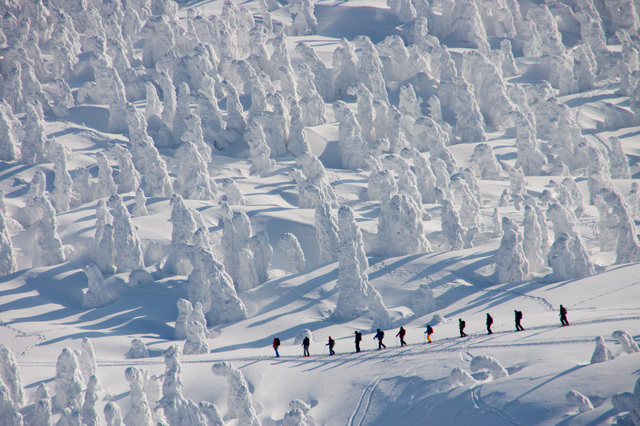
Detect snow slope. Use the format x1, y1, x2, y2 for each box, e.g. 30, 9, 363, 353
1, 0, 640, 424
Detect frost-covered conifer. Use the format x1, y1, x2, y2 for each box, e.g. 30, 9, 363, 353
164, 194, 199, 275
222, 178, 246, 206
470, 355, 509, 380
173, 141, 217, 200
278, 233, 307, 274
22, 103, 48, 165
223, 212, 258, 292
96, 152, 117, 199
385, 106, 409, 153
132, 188, 149, 217
333, 101, 368, 169
253, 101, 288, 158
354, 36, 388, 104
125, 338, 149, 359
612, 330, 640, 353
44, 139, 73, 213
140, 15, 175, 68
79, 338, 97, 388
314, 202, 340, 264
70, 169, 93, 208
378, 193, 430, 257
596, 188, 640, 264
104, 402, 123, 426
158, 345, 208, 424
174, 298, 193, 341
451, 174, 483, 231
82, 375, 100, 426
55, 348, 85, 410
3, 62, 24, 115
332, 39, 359, 100
500, 40, 518, 77
211, 362, 261, 425
83, 264, 117, 308
288, 0, 317, 36
450, 368, 477, 387
333, 206, 391, 329
111, 145, 141, 195
387, 0, 416, 22
287, 101, 312, 157
0, 211, 17, 276
33, 397, 52, 426
246, 121, 275, 177
523, 205, 545, 273
548, 231, 595, 281
347, 83, 375, 144
34, 198, 66, 268
591, 336, 614, 363
109, 195, 144, 272
495, 217, 529, 283
414, 117, 456, 172
412, 283, 436, 315
250, 231, 272, 285
462, 51, 518, 130
450, 0, 489, 51
296, 63, 326, 126
431, 158, 452, 201
566, 390, 594, 413
184, 320, 210, 355
607, 136, 631, 179
0, 345, 23, 409
295, 43, 331, 102
0, 105, 17, 162
468, 143, 502, 180
125, 367, 153, 426
492, 207, 503, 238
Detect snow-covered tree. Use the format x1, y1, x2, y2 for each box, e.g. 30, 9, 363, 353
173, 141, 217, 200
34, 198, 67, 268
104, 402, 124, 426
278, 233, 307, 274
412, 283, 436, 316
314, 202, 340, 264
0, 211, 17, 276
332, 206, 391, 330
590, 336, 614, 364
211, 362, 261, 425
495, 217, 529, 283
547, 231, 595, 281
109, 195, 144, 272
223, 212, 259, 291
125, 367, 153, 426
83, 264, 117, 308
468, 143, 502, 180
82, 375, 100, 426
79, 338, 98, 386
22, 103, 48, 165
125, 339, 149, 359
55, 348, 85, 410
132, 188, 149, 217
595, 188, 640, 264
523, 205, 545, 273
174, 298, 193, 341
222, 178, 246, 206
96, 152, 118, 200
470, 355, 509, 380
0, 105, 17, 162
112, 145, 141, 194
611, 330, 640, 354
184, 320, 210, 355
566, 390, 594, 413
440, 199, 466, 250
378, 194, 431, 256
0, 345, 23, 409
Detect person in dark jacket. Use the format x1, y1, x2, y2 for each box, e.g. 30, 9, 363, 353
459, 318, 467, 337
425, 324, 433, 343
302, 336, 310, 357
354, 330, 362, 353
273, 336, 280, 357
486, 313, 494, 334
327, 336, 335, 355
396, 327, 407, 346
560, 305, 569, 326
514, 310, 524, 331
373, 329, 386, 349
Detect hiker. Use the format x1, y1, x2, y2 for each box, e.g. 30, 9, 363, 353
302, 336, 310, 357
373, 329, 386, 349
560, 305, 569, 326
486, 313, 494, 334
273, 336, 281, 357
514, 310, 524, 331
396, 327, 407, 347
459, 318, 467, 337
425, 324, 433, 343
354, 330, 362, 353
327, 336, 335, 355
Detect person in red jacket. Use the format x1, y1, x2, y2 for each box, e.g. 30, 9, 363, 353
273, 336, 280, 357
396, 327, 407, 346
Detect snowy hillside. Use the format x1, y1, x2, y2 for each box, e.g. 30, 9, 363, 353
1, 0, 640, 424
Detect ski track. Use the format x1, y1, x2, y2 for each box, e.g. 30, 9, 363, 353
470, 385, 521, 426
0, 320, 47, 358
348, 376, 382, 426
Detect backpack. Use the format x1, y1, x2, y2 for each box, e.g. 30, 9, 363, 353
380, 331, 384, 339
427, 325, 433, 334
461, 321, 466, 328
303, 337, 309, 346
274, 337, 280, 346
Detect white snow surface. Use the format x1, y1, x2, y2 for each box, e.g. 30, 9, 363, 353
1, 0, 640, 425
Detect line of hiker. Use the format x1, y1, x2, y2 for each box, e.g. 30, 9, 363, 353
271, 305, 571, 357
